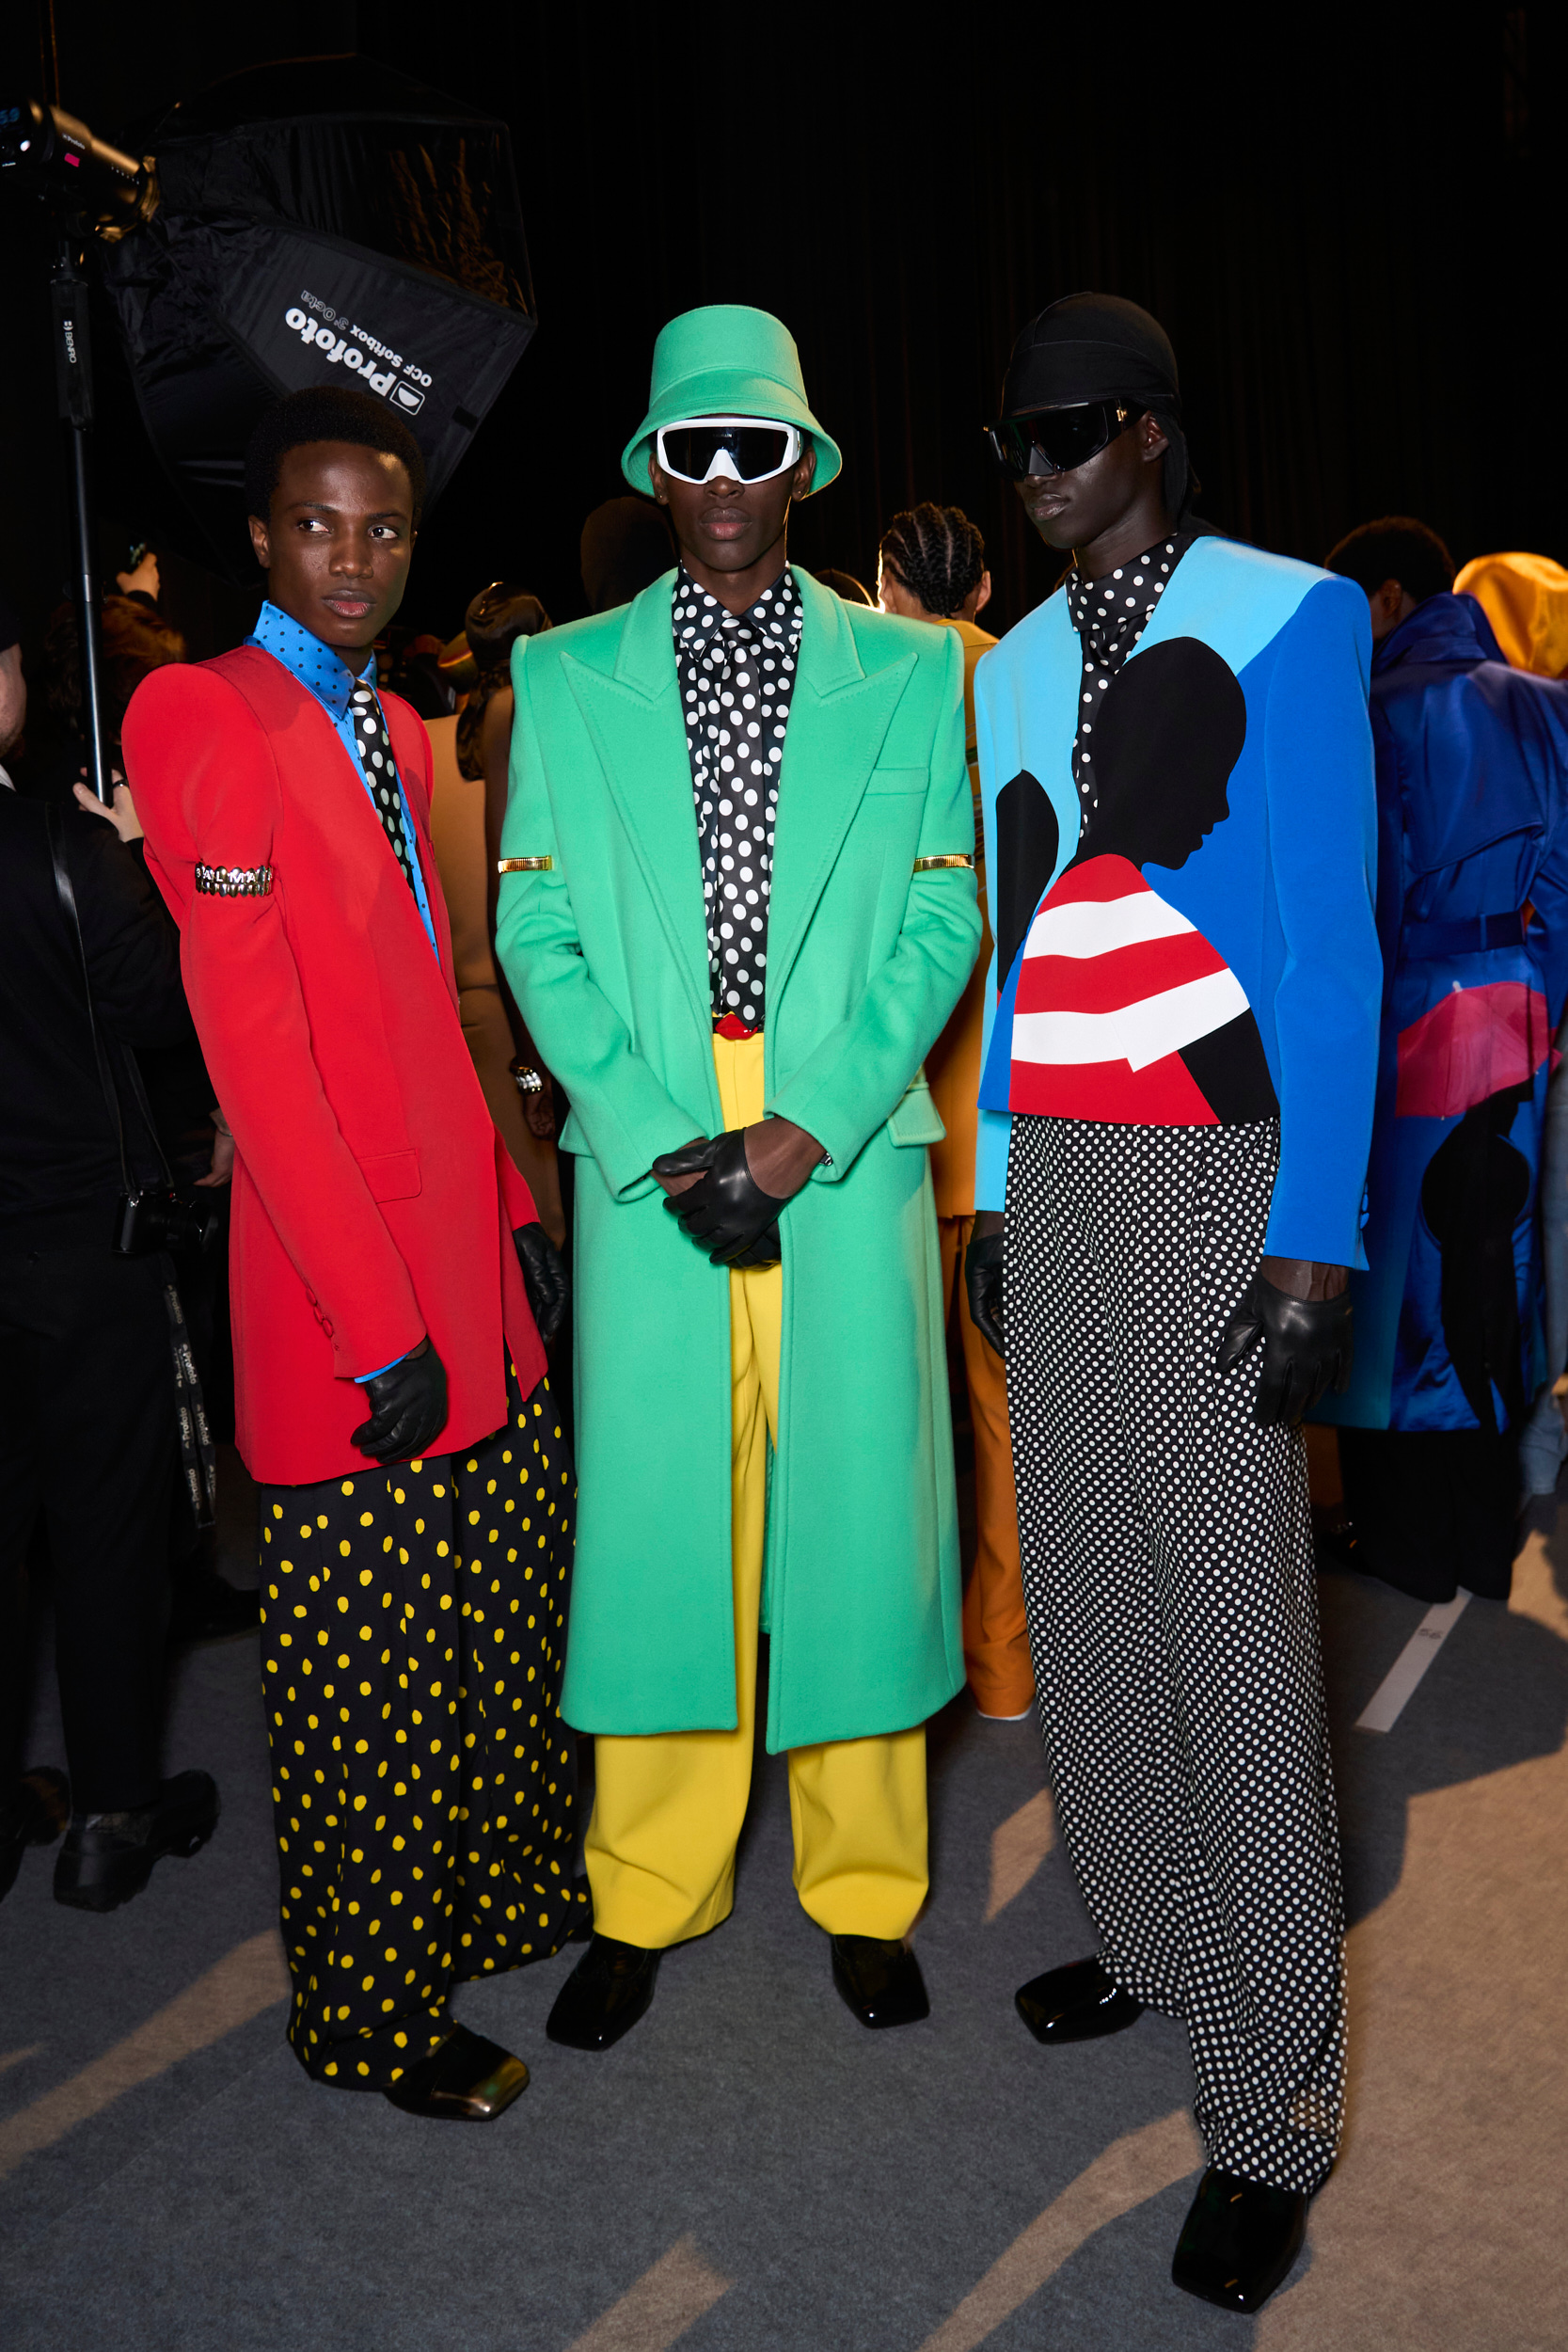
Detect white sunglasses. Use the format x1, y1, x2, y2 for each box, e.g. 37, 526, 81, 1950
655, 415, 803, 485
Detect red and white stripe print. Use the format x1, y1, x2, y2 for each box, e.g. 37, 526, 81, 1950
1008, 855, 1249, 1123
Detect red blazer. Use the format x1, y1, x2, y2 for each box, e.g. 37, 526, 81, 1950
122, 646, 546, 1486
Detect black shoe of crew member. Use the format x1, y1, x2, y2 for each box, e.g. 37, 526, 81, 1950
964, 381, 1352, 1408
0, 1767, 69, 1903
54, 1769, 220, 1912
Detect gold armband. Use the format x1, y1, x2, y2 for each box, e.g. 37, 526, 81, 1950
194, 863, 273, 896
497, 855, 553, 873
913, 853, 974, 872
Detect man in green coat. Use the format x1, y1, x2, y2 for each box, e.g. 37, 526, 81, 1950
495, 306, 979, 2046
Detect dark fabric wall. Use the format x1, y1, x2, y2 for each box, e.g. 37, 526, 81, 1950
0, 5, 1560, 649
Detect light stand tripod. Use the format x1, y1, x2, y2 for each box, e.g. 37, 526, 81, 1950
0, 98, 157, 803
50, 222, 110, 802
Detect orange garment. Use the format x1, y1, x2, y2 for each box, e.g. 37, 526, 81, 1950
424, 714, 565, 1244
1453, 552, 1568, 678
927, 617, 997, 1217
923, 616, 1033, 1719
939, 1214, 1034, 1717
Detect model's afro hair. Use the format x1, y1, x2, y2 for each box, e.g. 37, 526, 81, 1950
1324, 515, 1454, 606
245, 385, 426, 524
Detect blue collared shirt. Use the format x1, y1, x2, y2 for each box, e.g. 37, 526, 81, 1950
245, 599, 438, 958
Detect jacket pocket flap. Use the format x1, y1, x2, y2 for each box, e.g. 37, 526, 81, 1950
887, 1074, 946, 1148
865, 766, 928, 795
360, 1149, 421, 1202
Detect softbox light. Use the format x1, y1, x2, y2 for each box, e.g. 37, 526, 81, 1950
98, 56, 535, 583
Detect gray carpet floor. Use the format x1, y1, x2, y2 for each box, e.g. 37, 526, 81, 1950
3, 1452, 1566, 2352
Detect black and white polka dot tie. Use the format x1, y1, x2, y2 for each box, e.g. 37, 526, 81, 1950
349, 681, 417, 898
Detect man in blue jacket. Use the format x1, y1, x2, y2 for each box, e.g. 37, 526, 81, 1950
1318, 516, 1568, 1601
965, 294, 1380, 2315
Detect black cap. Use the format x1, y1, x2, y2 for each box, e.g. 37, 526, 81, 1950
998, 293, 1180, 419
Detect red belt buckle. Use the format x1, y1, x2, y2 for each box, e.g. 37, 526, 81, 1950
713, 1011, 762, 1040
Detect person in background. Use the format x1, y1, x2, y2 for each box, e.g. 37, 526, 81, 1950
1454, 554, 1568, 1505
1454, 550, 1568, 680
1317, 521, 1568, 1594
578, 495, 675, 616
123, 384, 587, 2121
425, 584, 564, 1246
41, 601, 253, 1645
0, 701, 220, 1909
0, 596, 24, 787
816, 567, 872, 604
114, 544, 162, 607
877, 502, 1031, 1721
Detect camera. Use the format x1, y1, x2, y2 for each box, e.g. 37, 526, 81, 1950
113, 1187, 222, 1259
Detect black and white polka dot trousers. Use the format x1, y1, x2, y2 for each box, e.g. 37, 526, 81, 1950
1005, 1115, 1346, 2194
258, 1364, 590, 2091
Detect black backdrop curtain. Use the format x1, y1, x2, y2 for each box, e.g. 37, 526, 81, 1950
0, 4, 1560, 648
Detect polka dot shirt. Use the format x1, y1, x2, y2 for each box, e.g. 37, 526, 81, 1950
1064, 531, 1193, 844
673, 563, 801, 1028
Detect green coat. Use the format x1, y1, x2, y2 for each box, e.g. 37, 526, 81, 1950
496, 567, 981, 1752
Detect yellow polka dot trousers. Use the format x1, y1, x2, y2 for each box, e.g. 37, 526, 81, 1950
258, 1363, 589, 2090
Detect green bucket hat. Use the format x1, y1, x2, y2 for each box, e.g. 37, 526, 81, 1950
621, 304, 842, 497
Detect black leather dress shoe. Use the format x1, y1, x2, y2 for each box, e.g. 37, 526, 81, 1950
546, 1933, 661, 2050
384, 2022, 528, 2121
0, 1767, 70, 1904
1171, 2165, 1308, 2312
54, 1770, 220, 1913
1015, 1955, 1143, 2044
831, 1934, 930, 2028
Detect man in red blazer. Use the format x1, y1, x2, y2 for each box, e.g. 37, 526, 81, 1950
122, 386, 587, 2122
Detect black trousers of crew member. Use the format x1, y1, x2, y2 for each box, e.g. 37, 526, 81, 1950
259, 1361, 589, 2090
1005, 1115, 1346, 2197
0, 1243, 178, 1811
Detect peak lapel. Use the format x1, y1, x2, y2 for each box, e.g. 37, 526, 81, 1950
767, 571, 915, 1007
562, 576, 711, 1033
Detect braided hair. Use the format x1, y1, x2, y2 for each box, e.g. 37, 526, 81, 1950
879, 502, 986, 619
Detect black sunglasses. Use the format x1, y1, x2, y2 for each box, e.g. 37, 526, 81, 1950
985, 398, 1140, 478
655, 419, 801, 485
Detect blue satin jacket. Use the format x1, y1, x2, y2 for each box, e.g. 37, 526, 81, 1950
974, 534, 1380, 1266
1319, 593, 1568, 1433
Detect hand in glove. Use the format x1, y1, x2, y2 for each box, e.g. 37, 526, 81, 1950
1214, 1271, 1354, 1427
965, 1221, 1006, 1359
350, 1337, 449, 1464
514, 1221, 570, 1347
653, 1128, 788, 1267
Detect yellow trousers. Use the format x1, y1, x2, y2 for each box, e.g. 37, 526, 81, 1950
584, 1033, 929, 1948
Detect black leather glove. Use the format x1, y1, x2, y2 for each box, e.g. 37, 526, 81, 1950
653, 1128, 785, 1267
965, 1228, 1006, 1359
1214, 1275, 1354, 1427
514, 1221, 569, 1347
350, 1340, 449, 1464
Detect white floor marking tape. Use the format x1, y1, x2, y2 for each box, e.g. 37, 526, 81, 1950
1355, 1591, 1471, 1733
